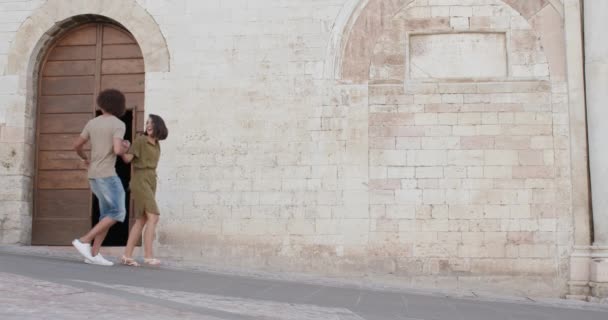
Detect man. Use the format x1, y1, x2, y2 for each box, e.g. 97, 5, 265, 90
72, 89, 130, 266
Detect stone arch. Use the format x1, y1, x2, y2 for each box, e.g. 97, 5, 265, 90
328, 0, 565, 82
5, 0, 169, 78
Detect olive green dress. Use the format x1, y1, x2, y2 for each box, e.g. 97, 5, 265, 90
129, 135, 161, 218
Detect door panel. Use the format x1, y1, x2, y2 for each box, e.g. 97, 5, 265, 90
38, 170, 89, 190
47, 46, 96, 61
43, 61, 96, 76
102, 44, 143, 59
39, 113, 92, 134
39, 95, 94, 114
41, 76, 96, 95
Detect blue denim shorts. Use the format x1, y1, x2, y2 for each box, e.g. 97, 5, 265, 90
89, 176, 126, 223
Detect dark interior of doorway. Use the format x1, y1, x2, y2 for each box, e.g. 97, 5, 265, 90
91, 110, 132, 246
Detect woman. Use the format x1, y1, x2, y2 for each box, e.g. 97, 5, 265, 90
120, 114, 168, 266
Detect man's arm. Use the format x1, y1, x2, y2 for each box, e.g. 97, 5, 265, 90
113, 137, 129, 156
73, 136, 89, 165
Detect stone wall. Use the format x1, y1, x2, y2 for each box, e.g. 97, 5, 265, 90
0, 0, 583, 297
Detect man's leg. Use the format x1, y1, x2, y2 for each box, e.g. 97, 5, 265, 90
79, 217, 116, 246
90, 217, 117, 256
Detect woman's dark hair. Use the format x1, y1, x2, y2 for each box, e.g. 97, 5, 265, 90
147, 114, 168, 140
97, 89, 126, 117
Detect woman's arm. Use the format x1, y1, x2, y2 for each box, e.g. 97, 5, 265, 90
121, 153, 134, 163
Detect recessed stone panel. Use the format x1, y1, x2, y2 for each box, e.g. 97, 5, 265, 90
409, 33, 508, 80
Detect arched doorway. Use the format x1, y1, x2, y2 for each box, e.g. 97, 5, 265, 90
32, 22, 145, 245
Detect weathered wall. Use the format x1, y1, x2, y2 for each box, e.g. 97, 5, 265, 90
0, 0, 583, 297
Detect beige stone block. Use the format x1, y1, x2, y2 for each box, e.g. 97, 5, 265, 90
459, 136, 493, 149
415, 242, 458, 258
425, 103, 460, 113
395, 189, 423, 205
530, 136, 553, 149
407, 150, 447, 166
395, 137, 421, 150
514, 112, 552, 125
483, 205, 510, 219
538, 218, 557, 232
369, 190, 395, 204
437, 83, 477, 94
444, 166, 467, 178
424, 125, 452, 137
415, 166, 444, 178
494, 178, 524, 189
438, 231, 462, 243
449, 220, 470, 232
457, 113, 481, 125
417, 179, 440, 190
431, 6, 451, 17
518, 244, 551, 258
421, 137, 460, 150
370, 150, 407, 166
470, 218, 501, 232
370, 166, 387, 179
495, 136, 530, 149
442, 94, 464, 104
414, 113, 438, 125
518, 150, 544, 165
370, 137, 396, 149
477, 124, 501, 136
495, 114, 514, 127
484, 150, 518, 165
458, 243, 505, 258
483, 166, 512, 178
414, 94, 442, 104
518, 218, 540, 231
464, 93, 491, 103
452, 125, 476, 136
386, 205, 416, 219
287, 219, 316, 235
450, 6, 473, 17
423, 189, 446, 204
467, 166, 484, 178
398, 219, 416, 233
416, 218, 449, 232
387, 166, 415, 179
436, 113, 457, 125
510, 205, 532, 218
512, 166, 554, 178
450, 16, 470, 29
484, 232, 507, 244
448, 150, 484, 166
368, 179, 401, 191
449, 205, 483, 219
445, 189, 470, 204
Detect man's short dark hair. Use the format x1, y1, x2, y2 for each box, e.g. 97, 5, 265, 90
147, 114, 169, 141
97, 89, 126, 117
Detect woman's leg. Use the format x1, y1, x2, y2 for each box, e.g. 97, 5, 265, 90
124, 215, 147, 258
143, 212, 159, 258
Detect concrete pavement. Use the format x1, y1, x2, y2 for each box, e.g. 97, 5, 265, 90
0, 248, 607, 320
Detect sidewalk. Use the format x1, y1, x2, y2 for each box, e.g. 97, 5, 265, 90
1, 245, 607, 320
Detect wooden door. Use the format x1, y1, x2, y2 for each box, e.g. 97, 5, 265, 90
32, 23, 145, 245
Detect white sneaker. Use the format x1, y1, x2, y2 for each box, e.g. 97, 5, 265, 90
85, 254, 114, 266
72, 239, 93, 261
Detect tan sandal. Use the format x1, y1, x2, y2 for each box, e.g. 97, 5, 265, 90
121, 255, 140, 267
144, 258, 161, 266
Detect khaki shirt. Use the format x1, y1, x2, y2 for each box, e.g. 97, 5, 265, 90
80, 115, 126, 178
129, 135, 160, 170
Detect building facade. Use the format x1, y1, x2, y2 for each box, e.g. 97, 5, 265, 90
0, 0, 606, 299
